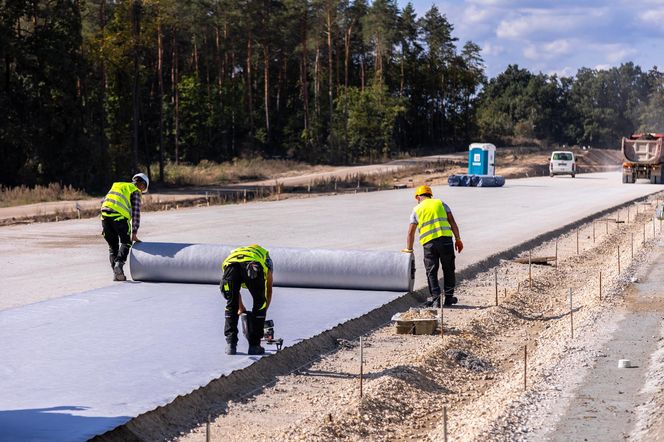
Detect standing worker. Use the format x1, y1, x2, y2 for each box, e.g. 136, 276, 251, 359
100, 173, 149, 281
221, 244, 274, 355
403, 185, 463, 307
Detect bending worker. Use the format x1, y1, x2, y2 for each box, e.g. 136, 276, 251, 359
221, 244, 273, 355
404, 185, 463, 307
100, 173, 149, 281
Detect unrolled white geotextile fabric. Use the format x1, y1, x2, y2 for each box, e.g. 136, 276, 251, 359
0, 242, 414, 442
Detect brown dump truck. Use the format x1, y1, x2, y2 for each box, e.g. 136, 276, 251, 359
622, 133, 664, 184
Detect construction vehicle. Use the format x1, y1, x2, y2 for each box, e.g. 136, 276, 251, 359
622, 133, 664, 184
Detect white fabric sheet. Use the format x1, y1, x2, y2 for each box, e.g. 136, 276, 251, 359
0, 282, 403, 442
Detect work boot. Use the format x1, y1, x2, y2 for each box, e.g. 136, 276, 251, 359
225, 342, 237, 355
443, 295, 458, 306
425, 295, 441, 308
247, 345, 265, 355
113, 262, 126, 281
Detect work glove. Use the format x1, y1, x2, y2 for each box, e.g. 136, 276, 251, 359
454, 239, 464, 253
401, 249, 414, 253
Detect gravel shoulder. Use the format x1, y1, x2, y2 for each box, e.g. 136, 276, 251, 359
172, 196, 664, 441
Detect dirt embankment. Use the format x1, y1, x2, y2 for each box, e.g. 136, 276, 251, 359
97, 193, 664, 441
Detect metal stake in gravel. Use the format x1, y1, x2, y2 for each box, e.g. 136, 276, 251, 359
555, 239, 559, 267
443, 406, 448, 442
654, 218, 656, 238
576, 229, 579, 255
569, 288, 574, 339
440, 302, 444, 338
644, 222, 646, 244
599, 271, 602, 301
206, 415, 211, 442
606, 220, 609, 234
617, 245, 621, 274
495, 268, 498, 306
359, 336, 364, 398
593, 222, 596, 243
631, 233, 634, 259
523, 345, 528, 390
628, 206, 630, 223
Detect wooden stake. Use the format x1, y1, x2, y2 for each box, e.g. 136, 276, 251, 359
523, 345, 528, 390
443, 406, 448, 442
495, 268, 498, 306
599, 271, 602, 301
529, 251, 532, 289
569, 288, 574, 339
359, 336, 363, 398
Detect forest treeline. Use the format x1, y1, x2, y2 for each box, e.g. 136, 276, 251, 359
1, 0, 663, 191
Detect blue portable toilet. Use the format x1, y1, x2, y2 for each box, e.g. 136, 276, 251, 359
468, 143, 496, 176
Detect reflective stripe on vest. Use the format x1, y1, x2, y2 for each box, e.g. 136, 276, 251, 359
414, 198, 453, 245
222, 245, 270, 310
101, 182, 139, 220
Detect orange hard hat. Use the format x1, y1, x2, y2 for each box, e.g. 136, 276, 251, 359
415, 185, 432, 198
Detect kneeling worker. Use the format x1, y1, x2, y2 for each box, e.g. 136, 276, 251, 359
221, 244, 273, 355
404, 185, 463, 307
100, 173, 149, 281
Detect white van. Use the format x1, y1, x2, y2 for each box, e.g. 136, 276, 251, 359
549, 151, 576, 177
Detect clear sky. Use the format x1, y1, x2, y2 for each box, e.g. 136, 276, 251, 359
404, 0, 664, 78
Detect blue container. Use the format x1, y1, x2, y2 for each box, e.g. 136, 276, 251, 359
468, 143, 496, 176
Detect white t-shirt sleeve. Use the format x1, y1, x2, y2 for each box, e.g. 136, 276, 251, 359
410, 210, 418, 224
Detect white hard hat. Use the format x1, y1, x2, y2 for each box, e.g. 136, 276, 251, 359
132, 173, 149, 192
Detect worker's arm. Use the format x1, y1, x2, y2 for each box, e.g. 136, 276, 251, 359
403, 223, 417, 252
448, 212, 463, 253
266, 270, 273, 309
130, 192, 142, 243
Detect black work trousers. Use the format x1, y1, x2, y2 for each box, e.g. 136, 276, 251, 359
423, 236, 456, 299
221, 261, 267, 346
101, 215, 132, 267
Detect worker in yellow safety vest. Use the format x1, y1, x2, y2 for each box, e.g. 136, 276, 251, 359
100, 173, 149, 281
221, 244, 274, 355
403, 185, 463, 307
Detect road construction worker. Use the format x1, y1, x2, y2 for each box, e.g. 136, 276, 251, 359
221, 244, 273, 355
404, 185, 463, 307
100, 173, 149, 281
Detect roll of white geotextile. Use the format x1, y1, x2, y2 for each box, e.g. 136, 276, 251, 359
129, 242, 415, 292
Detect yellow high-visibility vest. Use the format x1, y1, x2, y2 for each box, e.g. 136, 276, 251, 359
414, 198, 453, 245
101, 182, 139, 220
222, 245, 270, 276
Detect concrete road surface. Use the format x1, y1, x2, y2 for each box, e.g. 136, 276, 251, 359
0, 172, 660, 311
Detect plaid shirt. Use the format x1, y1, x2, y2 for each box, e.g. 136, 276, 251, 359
130, 191, 141, 234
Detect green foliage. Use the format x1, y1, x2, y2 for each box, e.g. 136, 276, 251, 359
2, 0, 664, 192
330, 85, 405, 162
